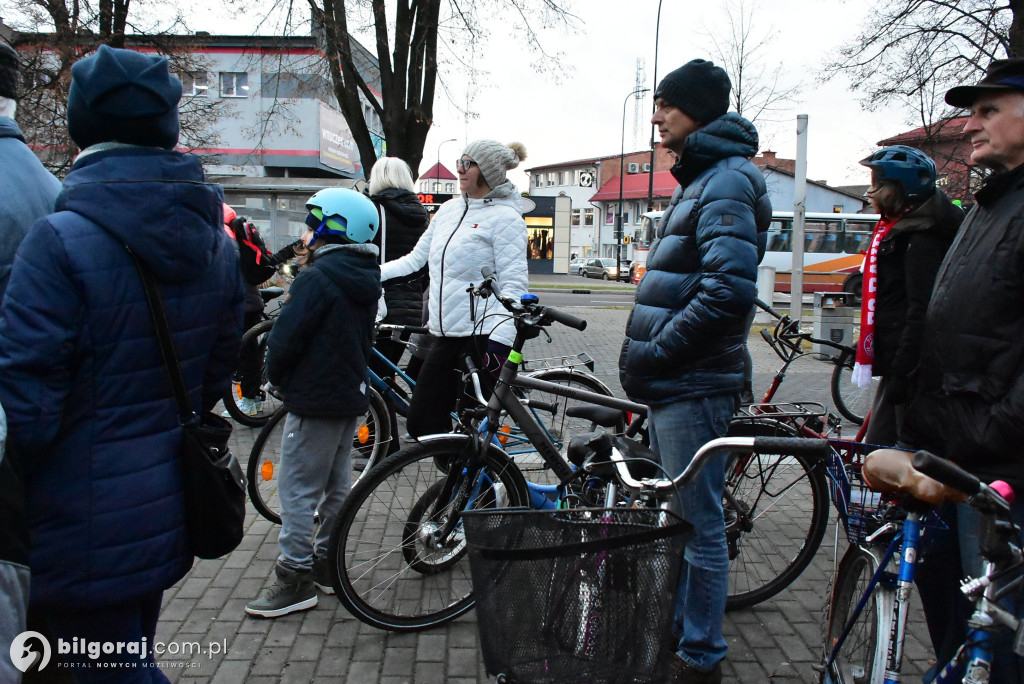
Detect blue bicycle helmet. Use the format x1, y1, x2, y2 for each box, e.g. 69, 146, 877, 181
859, 145, 937, 202
304, 188, 380, 246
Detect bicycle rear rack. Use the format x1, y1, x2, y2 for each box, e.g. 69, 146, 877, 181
520, 352, 596, 373
734, 401, 827, 421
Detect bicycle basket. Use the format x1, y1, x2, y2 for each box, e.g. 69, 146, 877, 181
826, 441, 889, 546
462, 507, 691, 684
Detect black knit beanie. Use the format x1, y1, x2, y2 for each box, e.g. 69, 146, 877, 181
655, 59, 732, 124
0, 43, 19, 101
67, 45, 182, 150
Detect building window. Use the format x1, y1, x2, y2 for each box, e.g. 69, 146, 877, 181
572, 210, 580, 226
606, 207, 615, 224
181, 72, 210, 96
534, 174, 542, 187
584, 209, 594, 226
446, 183, 454, 193
546, 172, 556, 187
220, 72, 249, 98
558, 170, 569, 185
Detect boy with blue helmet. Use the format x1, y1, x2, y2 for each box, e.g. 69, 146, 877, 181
246, 188, 382, 618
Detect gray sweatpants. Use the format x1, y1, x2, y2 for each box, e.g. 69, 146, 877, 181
277, 413, 357, 571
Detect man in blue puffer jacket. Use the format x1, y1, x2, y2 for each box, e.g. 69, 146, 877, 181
0, 45, 243, 681
619, 59, 770, 684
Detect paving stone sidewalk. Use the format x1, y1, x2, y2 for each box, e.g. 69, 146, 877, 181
155, 303, 932, 683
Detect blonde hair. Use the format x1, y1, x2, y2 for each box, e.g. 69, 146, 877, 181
368, 157, 416, 196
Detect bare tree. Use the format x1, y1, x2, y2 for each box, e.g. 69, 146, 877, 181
826, 0, 1022, 111
263, 0, 582, 179
6, 0, 227, 175
700, 0, 801, 124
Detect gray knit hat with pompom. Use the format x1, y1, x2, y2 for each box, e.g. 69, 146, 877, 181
462, 140, 527, 188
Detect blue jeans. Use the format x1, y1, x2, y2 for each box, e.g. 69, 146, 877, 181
648, 393, 737, 672
277, 413, 357, 570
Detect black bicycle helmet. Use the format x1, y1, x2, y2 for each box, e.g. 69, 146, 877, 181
859, 145, 937, 202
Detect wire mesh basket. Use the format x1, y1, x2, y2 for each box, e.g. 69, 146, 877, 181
462, 507, 692, 684
826, 440, 890, 546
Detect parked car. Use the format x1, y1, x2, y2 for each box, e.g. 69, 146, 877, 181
582, 257, 631, 281
569, 257, 588, 276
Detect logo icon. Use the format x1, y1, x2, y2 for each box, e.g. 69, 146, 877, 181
10, 631, 51, 673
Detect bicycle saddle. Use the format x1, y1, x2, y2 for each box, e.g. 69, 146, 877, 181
567, 431, 662, 480
862, 448, 967, 506
565, 404, 625, 429
260, 286, 284, 303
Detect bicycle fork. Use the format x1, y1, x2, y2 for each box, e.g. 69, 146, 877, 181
880, 513, 923, 683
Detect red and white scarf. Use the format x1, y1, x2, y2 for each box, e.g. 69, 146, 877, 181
852, 214, 901, 388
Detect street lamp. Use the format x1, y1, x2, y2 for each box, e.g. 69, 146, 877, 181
647, 0, 664, 213
618, 87, 650, 280
435, 138, 457, 193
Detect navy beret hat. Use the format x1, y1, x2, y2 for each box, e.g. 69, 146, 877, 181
67, 45, 182, 150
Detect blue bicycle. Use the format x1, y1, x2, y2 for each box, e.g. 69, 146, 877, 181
821, 449, 1021, 684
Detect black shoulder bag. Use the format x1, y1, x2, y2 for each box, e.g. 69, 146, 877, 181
129, 247, 247, 559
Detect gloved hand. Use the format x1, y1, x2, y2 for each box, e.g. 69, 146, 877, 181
376, 293, 388, 323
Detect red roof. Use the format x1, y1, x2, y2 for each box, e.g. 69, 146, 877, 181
420, 162, 456, 181
589, 170, 677, 201
877, 117, 969, 145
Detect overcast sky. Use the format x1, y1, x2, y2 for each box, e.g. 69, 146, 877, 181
188, 0, 917, 189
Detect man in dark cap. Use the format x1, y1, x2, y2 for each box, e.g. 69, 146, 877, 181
0, 40, 61, 684
0, 45, 243, 680
899, 58, 1024, 681
619, 58, 771, 684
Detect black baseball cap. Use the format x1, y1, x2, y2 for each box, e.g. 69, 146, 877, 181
945, 58, 1024, 108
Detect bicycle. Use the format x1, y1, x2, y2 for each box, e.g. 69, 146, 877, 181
325, 274, 656, 631
245, 323, 615, 525
752, 297, 875, 426
221, 287, 286, 427
461, 433, 830, 684
821, 449, 1022, 684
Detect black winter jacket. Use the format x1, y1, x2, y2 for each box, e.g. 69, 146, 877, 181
900, 163, 1024, 491
267, 243, 382, 417
870, 191, 961, 378
619, 113, 771, 405
372, 188, 429, 327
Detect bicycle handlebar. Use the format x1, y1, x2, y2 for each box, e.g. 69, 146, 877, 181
475, 267, 588, 332
609, 436, 830, 494
912, 450, 1014, 512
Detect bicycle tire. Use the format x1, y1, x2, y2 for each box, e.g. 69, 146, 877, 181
725, 419, 830, 610
327, 434, 529, 631
831, 349, 875, 426
246, 387, 391, 524
223, 318, 279, 427
821, 546, 893, 684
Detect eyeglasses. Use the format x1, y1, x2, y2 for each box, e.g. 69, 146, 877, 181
455, 158, 477, 172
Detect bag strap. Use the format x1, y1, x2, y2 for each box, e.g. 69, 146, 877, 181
126, 245, 197, 425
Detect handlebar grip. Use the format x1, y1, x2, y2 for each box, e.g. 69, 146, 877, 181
911, 451, 982, 497
753, 437, 831, 460
545, 307, 587, 331
525, 399, 558, 415
755, 297, 784, 320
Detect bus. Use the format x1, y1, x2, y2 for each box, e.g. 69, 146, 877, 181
631, 210, 880, 301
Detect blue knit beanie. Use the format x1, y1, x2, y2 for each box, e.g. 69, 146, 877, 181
655, 59, 732, 124
67, 45, 182, 150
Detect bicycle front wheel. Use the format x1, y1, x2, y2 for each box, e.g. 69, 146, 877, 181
514, 369, 618, 453
725, 419, 830, 610
245, 388, 392, 524
223, 319, 280, 427
328, 434, 529, 631
831, 350, 875, 426
822, 546, 892, 684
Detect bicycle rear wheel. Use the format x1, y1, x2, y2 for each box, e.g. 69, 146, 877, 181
831, 350, 875, 426
327, 434, 529, 631
821, 546, 892, 684
725, 419, 830, 610
223, 319, 280, 427
246, 388, 392, 524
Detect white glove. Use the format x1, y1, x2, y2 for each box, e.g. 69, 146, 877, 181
851, 362, 873, 389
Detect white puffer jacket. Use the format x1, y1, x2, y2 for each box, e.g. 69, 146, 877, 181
381, 181, 529, 346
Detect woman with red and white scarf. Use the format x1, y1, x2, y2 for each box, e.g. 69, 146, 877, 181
853, 145, 962, 445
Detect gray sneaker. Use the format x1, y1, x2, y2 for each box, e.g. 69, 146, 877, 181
312, 556, 335, 595
245, 563, 317, 618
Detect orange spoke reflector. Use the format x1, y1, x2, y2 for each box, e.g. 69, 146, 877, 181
498, 424, 511, 445
261, 461, 274, 481
234, 383, 243, 400
358, 424, 370, 444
